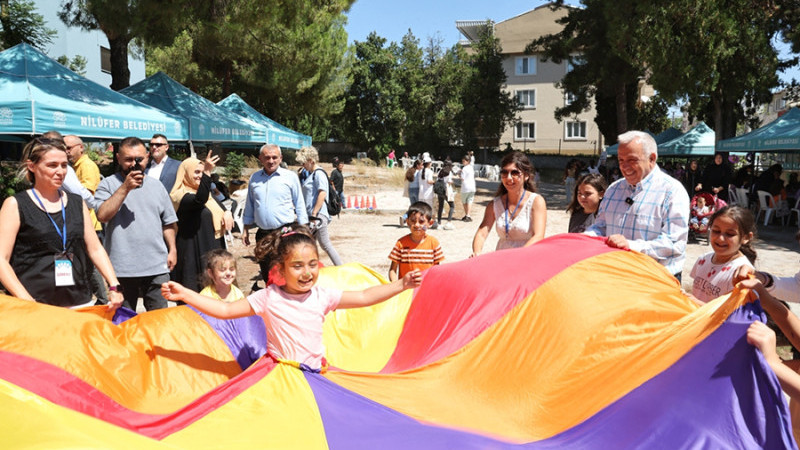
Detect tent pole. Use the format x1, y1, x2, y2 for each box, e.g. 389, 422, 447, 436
189, 141, 195, 158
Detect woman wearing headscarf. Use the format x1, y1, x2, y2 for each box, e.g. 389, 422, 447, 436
169, 151, 233, 291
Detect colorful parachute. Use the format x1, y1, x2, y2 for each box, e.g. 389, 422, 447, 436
0, 234, 796, 448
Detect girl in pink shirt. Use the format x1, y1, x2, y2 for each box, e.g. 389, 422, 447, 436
162, 223, 421, 371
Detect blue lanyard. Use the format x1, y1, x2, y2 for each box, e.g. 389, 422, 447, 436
31, 189, 67, 252
504, 191, 526, 237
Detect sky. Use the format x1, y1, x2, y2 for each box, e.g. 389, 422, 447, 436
343, 0, 800, 85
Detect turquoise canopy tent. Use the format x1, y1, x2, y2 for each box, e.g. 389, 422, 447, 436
718, 107, 800, 152
657, 122, 716, 156
606, 129, 684, 156
217, 94, 311, 149
0, 44, 188, 141
121, 72, 266, 145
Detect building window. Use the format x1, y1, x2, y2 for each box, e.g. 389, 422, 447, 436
517, 90, 536, 108
565, 121, 587, 140
515, 122, 535, 140
566, 55, 585, 73
775, 97, 787, 111
100, 47, 111, 74
515, 56, 536, 75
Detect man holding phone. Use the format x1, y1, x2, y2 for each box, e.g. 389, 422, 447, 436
95, 137, 178, 311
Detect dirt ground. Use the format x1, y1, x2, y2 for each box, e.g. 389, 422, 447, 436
227, 162, 800, 296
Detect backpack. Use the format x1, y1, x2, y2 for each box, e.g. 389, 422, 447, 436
313, 169, 341, 216
433, 177, 447, 196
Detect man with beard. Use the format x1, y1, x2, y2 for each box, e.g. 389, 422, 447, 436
95, 137, 178, 311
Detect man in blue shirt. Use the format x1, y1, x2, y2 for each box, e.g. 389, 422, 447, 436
242, 144, 308, 279
586, 131, 689, 280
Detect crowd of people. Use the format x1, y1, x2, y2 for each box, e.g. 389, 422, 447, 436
6, 130, 800, 404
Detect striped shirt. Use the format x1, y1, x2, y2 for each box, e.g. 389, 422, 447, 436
585, 166, 689, 275
389, 234, 444, 278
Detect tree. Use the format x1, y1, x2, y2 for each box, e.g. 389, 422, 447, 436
58, 0, 188, 90
56, 54, 88, 76
0, 0, 55, 50
456, 22, 519, 151
147, 0, 353, 139
527, 1, 648, 144
338, 32, 404, 156
630, 0, 787, 139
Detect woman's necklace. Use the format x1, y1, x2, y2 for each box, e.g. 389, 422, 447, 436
504, 190, 526, 238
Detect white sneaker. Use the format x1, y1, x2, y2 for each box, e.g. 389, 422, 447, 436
443, 222, 455, 230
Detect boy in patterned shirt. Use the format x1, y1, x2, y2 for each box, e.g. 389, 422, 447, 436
388, 202, 444, 281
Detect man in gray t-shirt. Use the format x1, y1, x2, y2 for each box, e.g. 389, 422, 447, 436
95, 137, 178, 311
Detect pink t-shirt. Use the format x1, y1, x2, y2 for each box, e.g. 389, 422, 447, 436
247, 284, 342, 369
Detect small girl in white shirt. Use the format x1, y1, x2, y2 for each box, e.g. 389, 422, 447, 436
690, 206, 756, 304
163, 223, 421, 371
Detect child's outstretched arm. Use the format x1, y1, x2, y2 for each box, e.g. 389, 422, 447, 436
162, 281, 254, 319
747, 321, 800, 401
739, 278, 800, 351
339, 269, 422, 309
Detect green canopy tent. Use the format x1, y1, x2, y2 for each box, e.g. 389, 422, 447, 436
217, 94, 311, 149
657, 122, 716, 156
121, 72, 266, 148
0, 44, 188, 141
718, 107, 800, 153
606, 128, 681, 156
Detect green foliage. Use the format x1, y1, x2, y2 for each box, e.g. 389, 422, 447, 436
147, 0, 353, 139
223, 152, 246, 180
58, 0, 189, 90
456, 22, 519, 150
627, 0, 785, 139
528, 1, 646, 142
0, 161, 25, 203
0, 0, 55, 50
55, 54, 88, 76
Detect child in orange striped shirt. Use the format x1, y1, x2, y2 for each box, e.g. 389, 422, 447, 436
388, 202, 444, 281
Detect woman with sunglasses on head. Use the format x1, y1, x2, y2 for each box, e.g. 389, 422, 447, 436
471, 151, 547, 256
0, 137, 123, 310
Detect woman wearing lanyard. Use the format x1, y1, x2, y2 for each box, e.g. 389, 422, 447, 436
472, 151, 547, 255
0, 137, 123, 309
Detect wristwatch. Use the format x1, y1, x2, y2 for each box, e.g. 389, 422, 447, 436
108, 285, 122, 292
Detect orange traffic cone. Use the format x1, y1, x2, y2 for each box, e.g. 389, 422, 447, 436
360, 196, 366, 209
346, 196, 352, 209
370, 196, 377, 210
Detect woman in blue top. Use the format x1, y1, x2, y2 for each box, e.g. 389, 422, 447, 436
296, 146, 343, 266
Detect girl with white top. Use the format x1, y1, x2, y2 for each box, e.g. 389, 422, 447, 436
472, 151, 547, 254
689, 206, 756, 304
162, 223, 421, 371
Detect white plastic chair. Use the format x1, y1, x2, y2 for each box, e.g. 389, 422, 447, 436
727, 186, 738, 207
229, 192, 247, 233
735, 188, 750, 209
792, 197, 800, 227
756, 190, 786, 226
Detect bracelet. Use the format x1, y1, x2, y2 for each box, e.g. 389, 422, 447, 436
763, 273, 774, 289
108, 285, 122, 292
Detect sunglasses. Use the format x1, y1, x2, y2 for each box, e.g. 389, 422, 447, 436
500, 169, 522, 178
149, 143, 167, 148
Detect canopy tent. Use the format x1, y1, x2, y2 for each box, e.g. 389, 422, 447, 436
217, 94, 311, 149
657, 122, 716, 156
0, 44, 188, 141
121, 72, 266, 145
718, 107, 800, 153
606, 128, 683, 156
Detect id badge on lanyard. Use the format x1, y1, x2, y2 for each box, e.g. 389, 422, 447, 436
54, 252, 75, 286
31, 189, 74, 287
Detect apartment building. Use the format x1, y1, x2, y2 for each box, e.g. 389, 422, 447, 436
457, 4, 602, 155
31, 0, 145, 88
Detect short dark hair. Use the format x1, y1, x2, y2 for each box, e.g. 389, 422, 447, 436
120, 136, 146, 151
151, 133, 167, 142
406, 201, 433, 221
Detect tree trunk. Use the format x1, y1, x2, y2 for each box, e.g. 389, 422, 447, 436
712, 95, 724, 142
615, 81, 627, 135
108, 35, 131, 91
